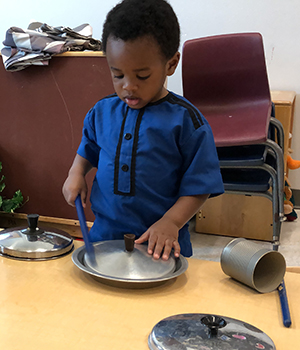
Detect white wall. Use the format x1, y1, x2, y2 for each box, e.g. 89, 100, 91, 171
1, 0, 299, 188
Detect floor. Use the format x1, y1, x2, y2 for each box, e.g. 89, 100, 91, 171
189, 209, 300, 267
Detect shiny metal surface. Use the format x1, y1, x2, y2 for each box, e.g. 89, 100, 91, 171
148, 313, 276, 350
72, 241, 188, 289
221, 238, 286, 293
0, 226, 74, 260
85, 241, 176, 279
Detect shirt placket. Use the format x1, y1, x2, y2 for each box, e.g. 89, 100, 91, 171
116, 108, 138, 194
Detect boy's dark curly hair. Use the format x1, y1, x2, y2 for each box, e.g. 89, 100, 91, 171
102, 0, 180, 59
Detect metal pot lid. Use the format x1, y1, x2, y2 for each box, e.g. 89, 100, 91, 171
0, 214, 74, 260
148, 313, 276, 350
84, 237, 176, 280
72, 243, 188, 289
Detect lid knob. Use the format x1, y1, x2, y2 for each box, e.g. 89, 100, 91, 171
201, 315, 227, 338
27, 214, 39, 233
24, 214, 44, 240
124, 233, 135, 252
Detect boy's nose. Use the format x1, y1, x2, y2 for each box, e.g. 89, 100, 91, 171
122, 79, 138, 92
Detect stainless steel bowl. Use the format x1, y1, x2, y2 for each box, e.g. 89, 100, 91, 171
72, 241, 188, 289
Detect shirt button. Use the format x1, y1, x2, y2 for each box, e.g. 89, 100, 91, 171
124, 133, 132, 140
121, 164, 129, 172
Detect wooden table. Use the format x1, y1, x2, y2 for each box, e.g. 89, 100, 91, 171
0, 241, 299, 349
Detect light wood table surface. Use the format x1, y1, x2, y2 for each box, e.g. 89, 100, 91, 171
0, 241, 298, 350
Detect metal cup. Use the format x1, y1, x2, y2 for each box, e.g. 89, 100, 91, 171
221, 238, 286, 293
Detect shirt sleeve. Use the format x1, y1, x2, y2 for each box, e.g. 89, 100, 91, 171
178, 122, 224, 198
77, 108, 100, 168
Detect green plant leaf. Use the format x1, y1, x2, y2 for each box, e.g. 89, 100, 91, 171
0, 162, 27, 213
1, 190, 24, 213
0, 175, 5, 193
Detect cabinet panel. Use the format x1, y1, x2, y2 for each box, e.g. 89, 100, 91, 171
271, 90, 296, 176
0, 53, 114, 221
195, 194, 273, 241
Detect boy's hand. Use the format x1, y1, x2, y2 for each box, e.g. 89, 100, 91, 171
62, 173, 88, 207
135, 216, 181, 261
135, 195, 210, 260
62, 154, 93, 208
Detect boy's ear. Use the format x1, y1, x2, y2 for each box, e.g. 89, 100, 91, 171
166, 51, 180, 76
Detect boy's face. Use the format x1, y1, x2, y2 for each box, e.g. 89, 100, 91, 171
105, 35, 180, 109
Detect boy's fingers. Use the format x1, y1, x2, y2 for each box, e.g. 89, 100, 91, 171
147, 234, 158, 256
153, 237, 167, 259
136, 232, 161, 257
135, 231, 150, 244
173, 241, 181, 257
161, 239, 180, 260
80, 191, 87, 208
81, 197, 86, 208
161, 241, 172, 261
68, 194, 76, 207
136, 231, 180, 260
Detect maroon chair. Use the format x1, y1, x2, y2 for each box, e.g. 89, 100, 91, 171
182, 33, 284, 246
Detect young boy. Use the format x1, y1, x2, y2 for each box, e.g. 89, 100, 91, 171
63, 0, 224, 260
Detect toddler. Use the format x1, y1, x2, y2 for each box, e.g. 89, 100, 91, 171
63, 0, 224, 260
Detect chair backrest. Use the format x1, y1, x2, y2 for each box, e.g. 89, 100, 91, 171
182, 33, 272, 147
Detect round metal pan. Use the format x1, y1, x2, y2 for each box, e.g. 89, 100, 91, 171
72, 243, 188, 289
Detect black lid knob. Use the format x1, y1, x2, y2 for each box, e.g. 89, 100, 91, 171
201, 315, 227, 338
27, 214, 39, 233
124, 233, 135, 252
24, 214, 44, 236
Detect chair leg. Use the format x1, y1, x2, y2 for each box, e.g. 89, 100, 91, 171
264, 139, 285, 221
270, 117, 284, 150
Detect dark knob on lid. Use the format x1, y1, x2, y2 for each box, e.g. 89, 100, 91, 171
124, 233, 136, 252
201, 315, 227, 338
27, 214, 39, 233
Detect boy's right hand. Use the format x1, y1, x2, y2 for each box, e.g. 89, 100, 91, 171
62, 154, 93, 207
62, 173, 88, 207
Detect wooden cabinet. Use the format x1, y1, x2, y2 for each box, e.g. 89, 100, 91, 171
195, 194, 273, 241
271, 90, 296, 176
0, 52, 114, 223
195, 91, 296, 241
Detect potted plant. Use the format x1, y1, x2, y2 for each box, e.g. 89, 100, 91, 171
0, 162, 25, 212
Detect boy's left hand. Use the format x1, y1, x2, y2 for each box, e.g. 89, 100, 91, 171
135, 216, 181, 260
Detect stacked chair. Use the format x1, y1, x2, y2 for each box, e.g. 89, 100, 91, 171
182, 33, 285, 249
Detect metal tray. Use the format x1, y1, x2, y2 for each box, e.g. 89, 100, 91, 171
72, 243, 188, 289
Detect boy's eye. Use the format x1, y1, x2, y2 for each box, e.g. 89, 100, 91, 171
137, 74, 151, 80
114, 75, 124, 79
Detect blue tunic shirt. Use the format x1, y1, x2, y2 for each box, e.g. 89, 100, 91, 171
77, 92, 224, 257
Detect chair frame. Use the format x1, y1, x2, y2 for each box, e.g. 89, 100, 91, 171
182, 33, 285, 246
